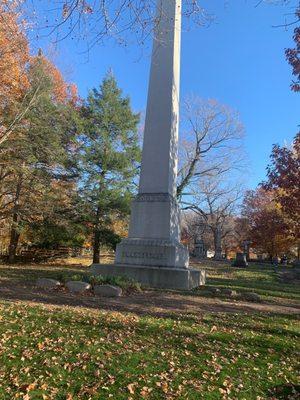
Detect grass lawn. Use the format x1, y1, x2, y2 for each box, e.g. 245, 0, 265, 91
0, 259, 299, 399
196, 261, 300, 303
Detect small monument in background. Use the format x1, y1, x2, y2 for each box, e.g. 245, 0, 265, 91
233, 252, 248, 268
242, 240, 251, 261
194, 239, 207, 260
91, 0, 205, 289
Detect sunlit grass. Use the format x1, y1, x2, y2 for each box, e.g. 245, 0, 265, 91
192, 261, 300, 302
0, 302, 299, 399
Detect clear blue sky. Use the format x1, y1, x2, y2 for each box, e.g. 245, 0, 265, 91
35, 0, 299, 189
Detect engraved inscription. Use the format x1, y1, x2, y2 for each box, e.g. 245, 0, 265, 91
121, 238, 173, 246
135, 193, 176, 203
122, 251, 167, 260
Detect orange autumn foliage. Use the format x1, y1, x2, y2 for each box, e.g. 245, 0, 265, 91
0, 4, 79, 146
242, 188, 294, 258
0, 1, 78, 112
0, 1, 30, 106
30, 55, 79, 105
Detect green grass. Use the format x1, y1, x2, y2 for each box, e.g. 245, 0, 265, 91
194, 262, 300, 303
0, 263, 88, 285
0, 260, 299, 399
0, 302, 299, 400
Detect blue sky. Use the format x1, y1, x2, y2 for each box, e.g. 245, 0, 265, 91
34, 0, 299, 189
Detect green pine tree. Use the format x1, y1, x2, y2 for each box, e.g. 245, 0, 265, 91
80, 72, 140, 263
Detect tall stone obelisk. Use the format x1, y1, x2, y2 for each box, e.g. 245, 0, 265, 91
91, 0, 205, 289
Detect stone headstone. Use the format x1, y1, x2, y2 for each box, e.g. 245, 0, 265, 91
242, 240, 251, 261
281, 255, 288, 266
66, 281, 91, 293
194, 239, 207, 259
222, 288, 237, 297
94, 285, 122, 297
234, 253, 248, 267
36, 278, 61, 290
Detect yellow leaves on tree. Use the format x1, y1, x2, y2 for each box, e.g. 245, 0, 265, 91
111, 217, 129, 238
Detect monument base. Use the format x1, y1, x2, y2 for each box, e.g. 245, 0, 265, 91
115, 238, 189, 268
90, 263, 206, 290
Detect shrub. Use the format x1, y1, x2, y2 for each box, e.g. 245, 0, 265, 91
88, 274, 142, 293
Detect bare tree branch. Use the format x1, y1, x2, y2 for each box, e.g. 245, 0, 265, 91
177, 96, 246, 198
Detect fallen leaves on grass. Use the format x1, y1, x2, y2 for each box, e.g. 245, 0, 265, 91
0, 303, 298, 399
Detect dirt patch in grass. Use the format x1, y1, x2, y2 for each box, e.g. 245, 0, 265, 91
1, 285, 300, 318
0, 261, 299, 318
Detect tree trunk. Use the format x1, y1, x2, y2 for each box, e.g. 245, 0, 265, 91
8, 174, 23, 263
224, 247, 228, 260
92, 204, 102, 264
8, 213, 20, 263
93, 228, 101, 264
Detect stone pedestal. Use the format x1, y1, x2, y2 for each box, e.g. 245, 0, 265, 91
115, 193, 189, 268
115, 238, 189, 268
91, 264, 205, 290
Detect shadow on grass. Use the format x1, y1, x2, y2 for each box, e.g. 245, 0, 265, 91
0, 262, 299, 322
199, 263, 300, 301
2, 300, 298, 362
268, 383, 300, 399
0, 263, 88, 284
209, 277, 300, 297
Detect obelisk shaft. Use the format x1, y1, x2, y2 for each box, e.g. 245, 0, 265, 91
139, 0, 181, 197
114, 0, 189, 269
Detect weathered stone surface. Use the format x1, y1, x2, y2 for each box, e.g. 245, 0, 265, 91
90, 264, 206, 290
194, 239, 207, 259
36, 278, 61, 290
233, 253, 248, 267
244, 292, 261, 302
222, 288, 237, 297
115, 237, 189, 269
94, 285, 122, 297
66, 281, 91, 293
209, 287, 221, 295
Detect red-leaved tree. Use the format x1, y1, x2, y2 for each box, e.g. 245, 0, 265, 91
264, 132, 300, 258
285, 4, 300, 91
242, 189, 294, 260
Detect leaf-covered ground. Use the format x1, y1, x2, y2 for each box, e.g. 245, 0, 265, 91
0, 259, 299, 399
